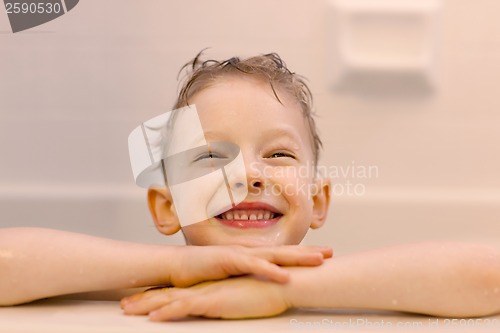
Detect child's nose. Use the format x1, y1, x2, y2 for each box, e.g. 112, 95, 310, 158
246, 161, 265, 192
232, 177, 264, 193
250, 180, 263, 188
229, 159, 265, 192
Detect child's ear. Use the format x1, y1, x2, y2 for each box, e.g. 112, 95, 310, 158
310, 177, 331, 229
147, 186, 181, 235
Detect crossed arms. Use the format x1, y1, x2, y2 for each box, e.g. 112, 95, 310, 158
122, 242, 500, 321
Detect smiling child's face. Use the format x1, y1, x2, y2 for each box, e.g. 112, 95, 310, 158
149, 75, 330, 246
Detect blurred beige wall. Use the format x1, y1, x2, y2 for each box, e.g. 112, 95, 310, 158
0, 0, 499, 253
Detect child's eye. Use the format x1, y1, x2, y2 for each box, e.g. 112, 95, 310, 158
193, 152, 225, 162
268, 152, 296, 159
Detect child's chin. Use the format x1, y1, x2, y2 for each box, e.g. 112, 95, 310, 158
216, 231, 286, 247
222, 237, 282, 247
183, 218, 286, 246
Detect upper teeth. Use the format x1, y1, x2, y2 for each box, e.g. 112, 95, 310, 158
219, 210, 276, 220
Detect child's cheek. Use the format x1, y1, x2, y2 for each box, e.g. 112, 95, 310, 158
266, 166, 312, 198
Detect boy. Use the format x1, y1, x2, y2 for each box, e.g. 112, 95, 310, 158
0, 53, 332, 307
121, 52, 500, 321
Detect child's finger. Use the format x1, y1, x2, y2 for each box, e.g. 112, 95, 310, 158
149, 300, 192, 321
224, 250, 330, 282
121, 293, 145, 307
252, 245, 333, 261
227, 255, 291, 283
123, 290, 180, 315
292, 252, 325, 266
121, 288, 166, 308
260, 251, 325, 267
149, 296, 212, 321
315, 246, 334, 258
247, 246, 333, 266
285, 245, 334, 259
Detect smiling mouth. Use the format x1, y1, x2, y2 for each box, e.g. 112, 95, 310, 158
214, 207, 283, 229
217, 210, 281, 221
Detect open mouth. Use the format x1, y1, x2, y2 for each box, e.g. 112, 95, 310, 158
214, 202, 283, 228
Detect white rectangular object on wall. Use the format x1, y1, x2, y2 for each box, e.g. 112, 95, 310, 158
326, 0, 442, 94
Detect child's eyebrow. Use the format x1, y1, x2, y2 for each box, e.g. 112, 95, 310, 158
262, 126, 303, 145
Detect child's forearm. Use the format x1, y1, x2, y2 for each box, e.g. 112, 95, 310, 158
0, 228, 333, 306
284, 242, 500, 317
0, 228, 176, 305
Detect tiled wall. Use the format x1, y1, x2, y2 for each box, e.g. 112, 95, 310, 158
0, 0, 499, 253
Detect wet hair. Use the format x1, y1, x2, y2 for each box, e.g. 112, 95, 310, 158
173, 50, 322, 165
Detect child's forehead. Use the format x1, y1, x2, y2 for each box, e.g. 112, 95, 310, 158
191, 83, 304, 127
202, 125, 303, 147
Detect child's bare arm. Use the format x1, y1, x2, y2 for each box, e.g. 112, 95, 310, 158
0, 228, 332, 305
285, 242, 500, 317
122, 242, 500, 320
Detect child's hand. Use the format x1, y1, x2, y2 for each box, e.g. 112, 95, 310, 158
121, 245, 332, 320
168, 245, 332, 286
122, 276, 290, 321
